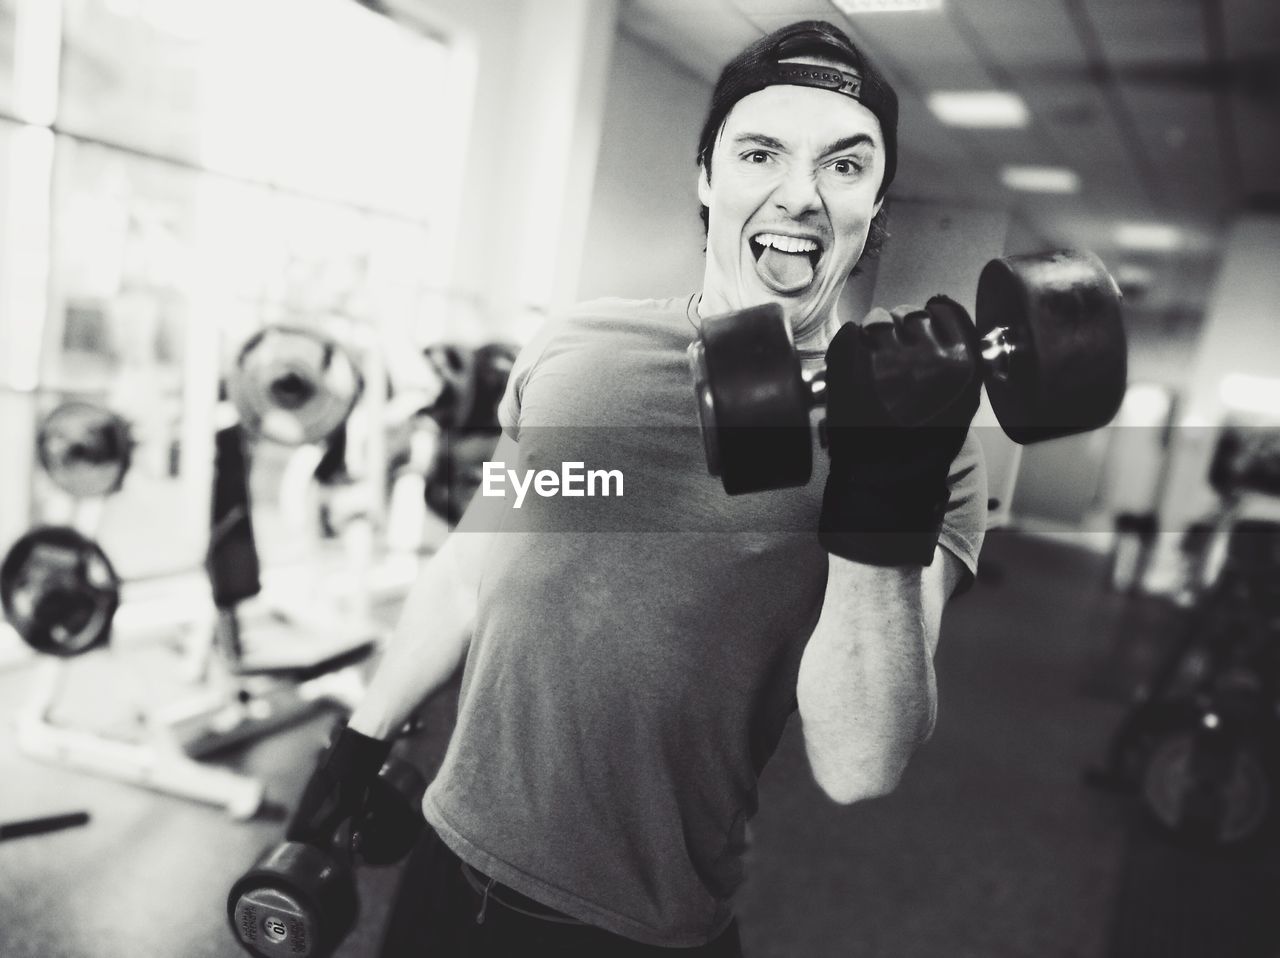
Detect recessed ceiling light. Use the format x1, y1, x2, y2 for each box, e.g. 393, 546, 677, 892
1114, 263, 1154, 288
833, 0, 944, 12
1000, 165, 1079, 193
927, 91, 1029, 128
1115, 222, 1182, 251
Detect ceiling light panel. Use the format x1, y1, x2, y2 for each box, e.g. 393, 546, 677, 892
1115, 222, 1183, 251
1001, 165, 1081, 193
927, 91, 1029, 128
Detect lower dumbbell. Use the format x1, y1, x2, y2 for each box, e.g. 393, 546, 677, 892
228, 843, 358, 958
227, 757, 427, 958
688, 248, 1128, 495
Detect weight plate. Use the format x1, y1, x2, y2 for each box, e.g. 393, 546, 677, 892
976, 250, 1128, 444
1141, 730, 1272, 845
694, 304, 812, 495
422, 343, 477, 431
0, 527, 120, 656
232, 327, 363, 446
37, 402, 132, 497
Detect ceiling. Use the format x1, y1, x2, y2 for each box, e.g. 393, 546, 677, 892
619, 0, 1280, 322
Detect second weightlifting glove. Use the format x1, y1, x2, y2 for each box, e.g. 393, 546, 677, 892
286, 723, 393, 848
819, 295, 982, 567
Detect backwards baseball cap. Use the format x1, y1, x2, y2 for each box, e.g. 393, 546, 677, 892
697, 20, 899, 199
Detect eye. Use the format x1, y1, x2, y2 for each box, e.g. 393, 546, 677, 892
742, 150, 772, 165
829, 157, 864, 176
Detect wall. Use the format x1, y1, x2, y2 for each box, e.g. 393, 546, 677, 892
577, 31, 711, 303
390, 0, 620, 341
1158, 213, 1280, 526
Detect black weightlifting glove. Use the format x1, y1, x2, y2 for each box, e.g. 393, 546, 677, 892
286, 723, 392, 848
819, 295, 982, 566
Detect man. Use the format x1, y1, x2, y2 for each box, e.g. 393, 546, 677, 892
290, 20, 987, 956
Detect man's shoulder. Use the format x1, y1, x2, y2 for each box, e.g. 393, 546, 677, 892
563, 295, 697, 326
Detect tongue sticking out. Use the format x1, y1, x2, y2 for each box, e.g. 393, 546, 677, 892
757, 246, 814, 291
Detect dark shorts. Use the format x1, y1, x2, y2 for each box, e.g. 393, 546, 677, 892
378, 827, 744, 958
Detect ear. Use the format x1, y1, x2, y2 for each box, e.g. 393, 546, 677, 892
697, 164, 712, 207
873, 196, 884, 218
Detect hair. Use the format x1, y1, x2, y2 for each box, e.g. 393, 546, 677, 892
695, 20, 898, 271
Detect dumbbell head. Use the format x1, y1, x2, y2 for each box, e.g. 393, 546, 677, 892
227, 842, 357, 958
975, 250, 1127, 445
688, 303, 816, 495
354, 758, 427, 866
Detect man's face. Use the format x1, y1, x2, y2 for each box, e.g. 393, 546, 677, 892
698, 75, 885, 333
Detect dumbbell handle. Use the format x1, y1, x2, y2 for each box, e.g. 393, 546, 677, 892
804, 320, 1014, 421
802, 368, 827, 408
979, 326, 1015, 383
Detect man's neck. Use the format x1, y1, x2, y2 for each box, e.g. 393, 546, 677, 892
696, 290, 843, 353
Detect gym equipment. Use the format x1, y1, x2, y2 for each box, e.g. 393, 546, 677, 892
1140, 714, 1274, 846
230, 843, 357, 958
137, 324, 389, 808
0, 811, 91, 841
36, 401, 133, 497
227, 756, 427, 958
688, 249, 1128, 494
231, 326, 363, 446
1089, 511, 1280, 846
1, 526, 120, 656
9, 402, 275, 817
149, 328, 381, 757
398, 341, 516, 527
1209, 425, 1280, 498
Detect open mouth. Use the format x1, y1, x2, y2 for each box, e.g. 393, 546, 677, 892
749, 232, 823, 294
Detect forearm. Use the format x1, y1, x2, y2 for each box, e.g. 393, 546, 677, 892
796, 557, 941, 804
347, 534, 478, 739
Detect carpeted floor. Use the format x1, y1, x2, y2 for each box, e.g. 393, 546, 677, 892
1, 532, 1274, 958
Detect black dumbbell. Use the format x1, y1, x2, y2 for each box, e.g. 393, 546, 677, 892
688, 249, 1129, 495
227, 757, 427, 958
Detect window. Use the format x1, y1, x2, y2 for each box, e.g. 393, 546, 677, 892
1, 0, 469, 578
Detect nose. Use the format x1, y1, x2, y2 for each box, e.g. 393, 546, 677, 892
770, 163, 822, 219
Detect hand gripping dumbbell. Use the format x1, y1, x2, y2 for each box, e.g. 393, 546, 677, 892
688, 249, 1128, 494
227, 757, 427, 958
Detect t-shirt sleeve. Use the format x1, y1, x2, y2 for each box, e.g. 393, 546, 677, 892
497, 319, 561, 443
937, 429, 988, 594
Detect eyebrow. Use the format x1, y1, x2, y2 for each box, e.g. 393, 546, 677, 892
732, 133, 787, 152
818, 134, 876, 158
731, 132, 877, 157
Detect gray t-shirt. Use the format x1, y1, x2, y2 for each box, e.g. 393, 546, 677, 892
423, 295, 987, 947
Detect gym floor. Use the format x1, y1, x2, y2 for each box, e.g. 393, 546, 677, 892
1, 532, 1277, 958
